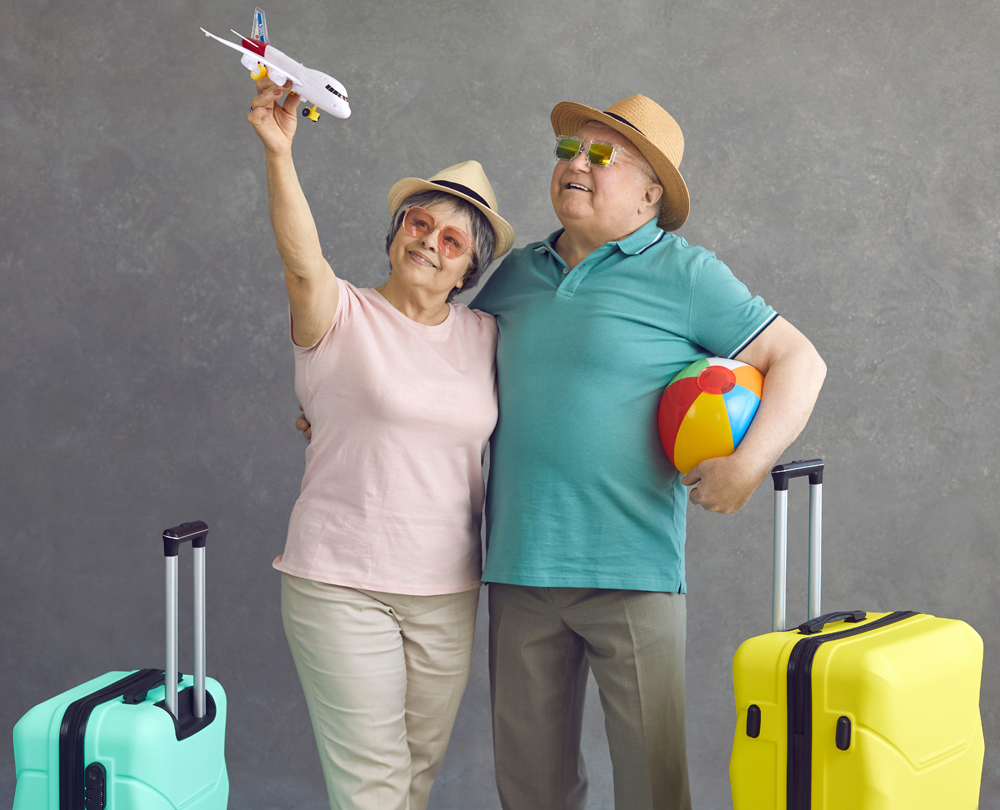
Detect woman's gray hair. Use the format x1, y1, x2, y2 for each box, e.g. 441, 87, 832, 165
385, 191, 497, 301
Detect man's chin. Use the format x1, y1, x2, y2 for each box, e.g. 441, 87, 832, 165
553, 202, 593, 227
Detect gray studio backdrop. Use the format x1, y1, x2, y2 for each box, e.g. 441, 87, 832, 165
3, 0, 998, 807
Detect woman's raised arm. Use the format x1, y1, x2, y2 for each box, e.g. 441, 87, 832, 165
249, 78, 339, 347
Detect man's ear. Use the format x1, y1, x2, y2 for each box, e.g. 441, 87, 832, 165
642, 182, 664, 213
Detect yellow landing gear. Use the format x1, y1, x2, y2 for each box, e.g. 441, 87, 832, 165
302, 104, 321, 122
250, 62, 268, 81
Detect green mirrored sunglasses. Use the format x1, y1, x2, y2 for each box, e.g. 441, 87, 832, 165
553, 136, 622, 167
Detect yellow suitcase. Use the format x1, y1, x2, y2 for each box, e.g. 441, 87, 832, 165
729, 461, 984, 809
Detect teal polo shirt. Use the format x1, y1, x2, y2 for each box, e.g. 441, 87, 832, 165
471, 219, 777, 592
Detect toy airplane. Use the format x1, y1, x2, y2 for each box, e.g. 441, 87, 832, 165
201, 7, 350, 121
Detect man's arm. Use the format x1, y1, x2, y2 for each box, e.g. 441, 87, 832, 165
682, 316, 827, 513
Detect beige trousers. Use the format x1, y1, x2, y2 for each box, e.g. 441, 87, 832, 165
489, 584, 691, 810
281, 574, 480, 810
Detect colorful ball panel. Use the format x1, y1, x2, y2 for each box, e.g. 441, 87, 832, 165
672, 390, 734, 475
657, 357, 763, 474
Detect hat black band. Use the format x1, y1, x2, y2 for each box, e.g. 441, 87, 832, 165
604, 112, 644, 136
431, 180, 492, 211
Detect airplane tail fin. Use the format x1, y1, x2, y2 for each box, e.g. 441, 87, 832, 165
252, 7, 269, 43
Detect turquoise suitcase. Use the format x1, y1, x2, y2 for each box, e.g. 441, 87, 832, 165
12, 522, 229, 809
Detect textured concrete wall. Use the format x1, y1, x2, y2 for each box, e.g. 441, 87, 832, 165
3, 0, 998, 807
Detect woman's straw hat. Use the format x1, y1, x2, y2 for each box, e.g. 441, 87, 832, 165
388, 160, 515, 259
550, 95, 690, 231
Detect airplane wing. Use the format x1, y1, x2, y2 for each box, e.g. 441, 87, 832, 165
200, 28, 304, 87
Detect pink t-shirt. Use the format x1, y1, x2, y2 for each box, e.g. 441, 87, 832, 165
273, 279, 498, 595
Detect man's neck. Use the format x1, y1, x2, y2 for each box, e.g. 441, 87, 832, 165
554, 217, 653, 270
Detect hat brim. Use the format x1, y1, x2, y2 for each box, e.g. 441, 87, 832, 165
551, 101, 690, 231
387, 178, 515, 260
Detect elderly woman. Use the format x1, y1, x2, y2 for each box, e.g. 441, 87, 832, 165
247, 77, 513, 810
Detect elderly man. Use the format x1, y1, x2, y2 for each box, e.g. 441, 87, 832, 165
469, 95, 826, 810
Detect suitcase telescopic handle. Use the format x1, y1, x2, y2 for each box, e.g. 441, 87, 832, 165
770, 460, 824, 632
162, 521, 209, 722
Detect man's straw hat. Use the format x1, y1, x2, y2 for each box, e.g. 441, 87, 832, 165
388, 160, 515, 259
550, 95, 690, 231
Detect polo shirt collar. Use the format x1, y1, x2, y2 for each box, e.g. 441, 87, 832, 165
538, 218, 665, 258
616, 219, 666, 255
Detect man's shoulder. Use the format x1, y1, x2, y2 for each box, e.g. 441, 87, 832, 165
621, 230, 726, 290
642, 230, 717, 264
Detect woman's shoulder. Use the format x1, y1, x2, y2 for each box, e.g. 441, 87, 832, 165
451, 302, 498, 349
336, 280, 390, 319
452, 301, 497, 329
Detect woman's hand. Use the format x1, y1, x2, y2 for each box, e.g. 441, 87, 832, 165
248, 77, 302, 158
296, 404, 312, 441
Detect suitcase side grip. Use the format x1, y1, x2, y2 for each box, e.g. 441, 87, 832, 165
836, 716, 852, 750
797, 611, 867, 635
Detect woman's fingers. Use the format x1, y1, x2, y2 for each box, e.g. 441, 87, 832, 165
250, 85, 285, 112
282, 87, 303, 114
248, 79, 298, 154
254, 75, 280, 94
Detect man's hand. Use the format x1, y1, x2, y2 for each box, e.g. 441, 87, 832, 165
682, 455, 768, 514
682, 316, 827, 514
296, 404, 312, 441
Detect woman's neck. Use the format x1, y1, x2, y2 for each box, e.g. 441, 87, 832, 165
376, 278, 451, 325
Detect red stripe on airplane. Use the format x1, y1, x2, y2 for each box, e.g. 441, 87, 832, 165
241, 38, 268, 57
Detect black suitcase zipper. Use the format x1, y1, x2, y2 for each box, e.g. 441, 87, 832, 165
59, 668, 165, 810
786, 611, 919, 810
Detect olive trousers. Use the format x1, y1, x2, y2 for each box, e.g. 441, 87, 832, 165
489, 584, 691, 810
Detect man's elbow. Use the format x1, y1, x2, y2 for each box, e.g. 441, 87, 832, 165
803, 342, 827, 394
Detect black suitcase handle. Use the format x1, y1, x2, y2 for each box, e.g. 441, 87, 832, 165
770, 459, 824, 490
162, 521, 209, 556
798, 611, 867, 635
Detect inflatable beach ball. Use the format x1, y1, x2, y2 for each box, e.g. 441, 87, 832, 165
657, 357, 763, 474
